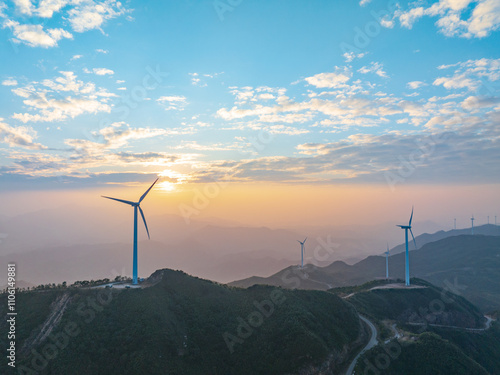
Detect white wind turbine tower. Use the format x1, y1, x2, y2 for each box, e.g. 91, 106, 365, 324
297, 237, 307, 268
471, 215, 475, 235
385, 243, 390, 280
102, 178, 158, 285
397, 207, 417, 286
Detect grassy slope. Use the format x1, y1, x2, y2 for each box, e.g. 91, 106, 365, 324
355, 333, 489, 375
2, 269, 362, 375
344, 279, 485, 329
342, 280, 500, 375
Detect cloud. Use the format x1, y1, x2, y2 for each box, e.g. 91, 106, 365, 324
96, 48, 108, 53
12, 0, 70, 18
358, 62, 388, 78
0, 118, 46, 149
67, 0, 131, 33
359, 0, 372, 6
433, 58, 500, 92
407, 81, 427, 89
2, 0, 131, 48
3, 20, 73, 47
189, 72, 223, 87
2, 79, 18, 86
93, 67, 114, 76
343, 52, 366, 62
71, 54, 83, 60
393, 0, 500, 38
305, 67, 352, 88
157, 95, 188, 111
11, 71, 115, 122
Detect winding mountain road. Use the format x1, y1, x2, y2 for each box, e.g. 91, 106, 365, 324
345, 315, 378, 375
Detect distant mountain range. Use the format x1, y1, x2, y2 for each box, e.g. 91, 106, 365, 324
388, 223, 500, 255
230, 234, 500, 312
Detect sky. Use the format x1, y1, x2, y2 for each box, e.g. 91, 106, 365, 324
0, 0, 499, 227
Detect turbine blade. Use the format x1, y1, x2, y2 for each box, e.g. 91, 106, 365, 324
138, 178, 159, 203
139, 206, 150, 240
409, 228, 417, 249
409, 206, 414, 226
303, 237, 307, 243
297, 240, 301, 244
101, 196, 136, 206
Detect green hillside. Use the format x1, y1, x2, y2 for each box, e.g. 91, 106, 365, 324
0, 269, 363, 375
355, 333, 490, 375
342, 279, 485, 329
342, 280, 500, 375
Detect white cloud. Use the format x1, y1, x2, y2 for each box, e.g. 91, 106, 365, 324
68, 0, 131, 33
11, 71, 115, 123
305, 67, 352, 88
157, 95, 188, 111
189, 72, 223, 87
71, 54, 83, 60
2, 0, 131, 48
2, 79, 18, 86
343, 52, 366, 62
433, 58, 500, 92
12, 0, 71, 18
407, 81, 427, 89
358, 62, 388, 78
3, 20, 73, 48
359, 0, 372, 6
0, 118, 46, 149
93, 67, 114, 76
394, 0, 500, 38
381, 18, 394, 28
96, 48, 108, 54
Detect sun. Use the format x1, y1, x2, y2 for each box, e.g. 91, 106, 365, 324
157, 181, 177, 192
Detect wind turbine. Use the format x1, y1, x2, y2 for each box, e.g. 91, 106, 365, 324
454, 218, 456, 230
488, 216, 490, 225
297, 237, 307, 268
102, 178, 158, 285
471, 215, 474, 235
397, 207, 416, 286
385, 243, 390, 280
496, 215, 498, 226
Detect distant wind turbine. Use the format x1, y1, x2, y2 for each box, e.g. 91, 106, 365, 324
397, 207, 416, 286
297, 237, 307, 268
488, 216, 490, 225
496, 215, 498, 226
385, 243, 390, 280
454, 218, 456, 230
102, 178, 158, 285
471, 215, 474, 235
